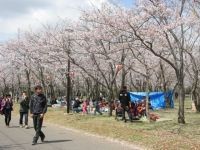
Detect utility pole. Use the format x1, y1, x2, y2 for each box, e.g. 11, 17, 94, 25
64, 28, 74, 114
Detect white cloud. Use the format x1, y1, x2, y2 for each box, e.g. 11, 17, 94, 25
0, 0, 108, 42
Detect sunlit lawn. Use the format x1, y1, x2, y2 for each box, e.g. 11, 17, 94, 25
13, 99, 200, 150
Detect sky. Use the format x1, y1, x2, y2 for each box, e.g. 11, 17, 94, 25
118, 0, 135, 7
0, 0, 133, 42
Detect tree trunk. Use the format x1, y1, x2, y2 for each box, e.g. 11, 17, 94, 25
3, 78, 9, 95
192, 91, 200, 112
190, 70, 200, 112
145, 86, 150, 121
17, 74, 22, 97
49, 82, 55, 99
25, 69, 32, 99
108, 88, 115, 116
121, 67, 126, 89
177, 76, 185, 124
145, 67, 150, 122
159, 61, 170, 107
39, 67, 47, 97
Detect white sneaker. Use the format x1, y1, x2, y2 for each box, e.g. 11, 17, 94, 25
20, 125, 23, 128
25, 125, 29, 129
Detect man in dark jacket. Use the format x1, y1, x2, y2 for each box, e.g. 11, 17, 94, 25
94, 97, 102, 115
119, 86, 131, 122
19, 91, 29, 129
30, 85, 47, 145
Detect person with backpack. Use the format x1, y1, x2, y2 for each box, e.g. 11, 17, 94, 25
19, 91, 30, 129
1, 94, 13, 127
29, 85, 47, 145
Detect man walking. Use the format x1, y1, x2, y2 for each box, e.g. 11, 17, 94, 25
19, 91, 29, 129
94, 97, 102, 115
29, 85, 47, 145
119, 86, 131, 123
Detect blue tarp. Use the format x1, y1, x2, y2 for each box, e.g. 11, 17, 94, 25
129, 91, 174, 110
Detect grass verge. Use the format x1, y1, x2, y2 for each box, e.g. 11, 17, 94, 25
13, 100, 200, 150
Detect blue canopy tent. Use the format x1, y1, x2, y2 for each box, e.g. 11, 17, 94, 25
129, 91, 174, 110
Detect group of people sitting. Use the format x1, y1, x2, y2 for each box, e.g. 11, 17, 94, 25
116, 86, 159, 122
72, 97, 109, 115
70, 92, 148, 121
70, 85, 159, 122
115, 100, 147, 121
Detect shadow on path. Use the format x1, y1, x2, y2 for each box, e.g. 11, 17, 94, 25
0, 143, 29, 149
8, 126, 46, 129
39, 139, 72, 144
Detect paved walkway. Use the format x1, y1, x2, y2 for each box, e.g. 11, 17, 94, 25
0, 116, 141, 150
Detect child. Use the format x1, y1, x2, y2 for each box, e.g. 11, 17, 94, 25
82, 100, 88, 115
137, 101, 146, 117
115, 101, 123, 120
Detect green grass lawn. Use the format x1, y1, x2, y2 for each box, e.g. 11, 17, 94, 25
13, 99, 200, 150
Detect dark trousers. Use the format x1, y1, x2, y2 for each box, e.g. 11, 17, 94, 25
33, 114, 45, 142
122, 105, 130, 121
73, 107, 81, 113
19, 112, 28, 125
4, 109, 11, 126
94, 107, 102, 115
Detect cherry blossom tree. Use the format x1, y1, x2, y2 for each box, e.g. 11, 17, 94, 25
0, 0, 199, 122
